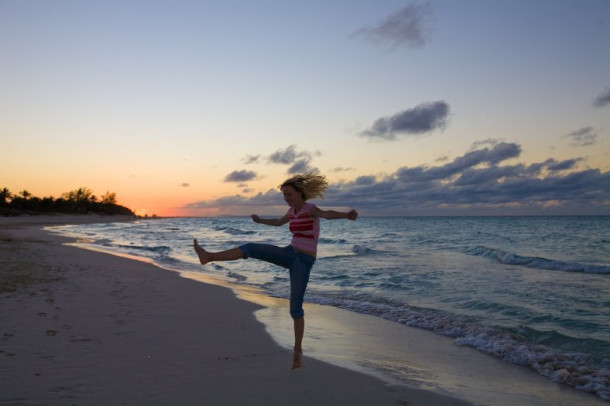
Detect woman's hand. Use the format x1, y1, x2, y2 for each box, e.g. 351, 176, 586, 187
346, 209, 358, 221
251, 214, 260, 223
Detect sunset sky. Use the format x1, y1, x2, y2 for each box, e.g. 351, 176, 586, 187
2, 0, 609, 216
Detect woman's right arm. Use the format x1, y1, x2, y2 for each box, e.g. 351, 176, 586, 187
251, 213, 289, 227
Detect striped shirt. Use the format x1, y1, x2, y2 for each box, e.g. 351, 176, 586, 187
288, 203, 320, 254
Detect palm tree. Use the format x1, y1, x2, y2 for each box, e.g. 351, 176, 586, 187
62, 187, 94, 202
19, 190, 32, 199
0, 188, 12, 206
101, 191, 117, 204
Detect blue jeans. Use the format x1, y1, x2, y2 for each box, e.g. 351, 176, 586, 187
239, 243, 315, 319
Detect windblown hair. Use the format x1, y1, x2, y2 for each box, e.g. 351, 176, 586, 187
280, 173, 328, 201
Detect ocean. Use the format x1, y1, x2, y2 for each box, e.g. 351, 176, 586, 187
48, 216, 610, 401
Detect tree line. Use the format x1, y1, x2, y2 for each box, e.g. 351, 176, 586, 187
1, 187, 134, 216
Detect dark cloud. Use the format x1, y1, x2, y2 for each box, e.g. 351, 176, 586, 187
519, 158, 580, 176
566, 127, 598, 147
459, 142, 521, 166
268, 145, 303, 164
288, 159, 318, 174
243, 155, 260, 164
184, 189, 282, 212
360, 101, 450, 140
593, 86, 610, 108
224, 170, 258, 183
547, 158, 581, 172
354, 176, 377, 185
469, 138, 503, 150
329, 167, 356, 173
268, 145, 318, 174
452, 164, 523, 187
326, 164, 607, 215
322, 145, 608, 215
353, 2, 432, 49
184, 141, 609, 216
179, 183, 190, 187
395, 142, 520, 184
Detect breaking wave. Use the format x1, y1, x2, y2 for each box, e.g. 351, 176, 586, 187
306, 293, 610, 401
467, 246, 610, 274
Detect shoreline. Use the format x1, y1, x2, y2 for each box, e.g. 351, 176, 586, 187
0, 215, 468, 405
1, 215, 605, 405
183, 272, 607, 406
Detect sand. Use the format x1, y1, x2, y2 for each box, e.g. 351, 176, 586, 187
0, 215, 470, 406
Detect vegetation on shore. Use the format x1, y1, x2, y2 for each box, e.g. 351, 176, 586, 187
1, 187, 133, 216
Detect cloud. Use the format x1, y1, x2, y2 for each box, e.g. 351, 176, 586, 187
329, 167, 356, 173
395, 142, 521, 184
353, 2, 432, 49
458, 142, 521, 166
360, 101, 450, 140
184, 189, 283, 214
354, 175, 377, 185
547, 158, 581, 172
224, 170, 258, 183
525, 158, 581, 175
183, 141, 610, 216
593, 86, 610, 108
288, 159, 318, 174
566, 127, 598, 147
469, 138, 503, 151
322, 146, 608, 215
179, 182, 190, 187
268, 145, 303, 164
243, 155, 260, 164
268, 145, 319, 174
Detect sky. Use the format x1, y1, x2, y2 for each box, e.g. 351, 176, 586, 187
2, 0, 609, 217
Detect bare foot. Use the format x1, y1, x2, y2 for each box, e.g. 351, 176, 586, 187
291, 349, 303, 369
193, 239, 210, 264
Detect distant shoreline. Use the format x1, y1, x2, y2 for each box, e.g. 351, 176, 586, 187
0, 213, 135, 227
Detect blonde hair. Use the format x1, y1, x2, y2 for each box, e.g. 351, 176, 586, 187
280, 173, 328, 201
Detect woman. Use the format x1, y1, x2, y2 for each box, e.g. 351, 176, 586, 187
193, 173, 357, 369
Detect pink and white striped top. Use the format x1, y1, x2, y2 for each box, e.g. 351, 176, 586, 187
288, 203, 320, 254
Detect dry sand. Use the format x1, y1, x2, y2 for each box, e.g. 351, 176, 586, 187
0, 215, 470, 406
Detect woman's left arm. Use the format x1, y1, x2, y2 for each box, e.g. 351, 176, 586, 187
311, 206, 358, 221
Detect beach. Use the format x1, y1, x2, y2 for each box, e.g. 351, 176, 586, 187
2, 215, 607, 405
0, 215, 469, 406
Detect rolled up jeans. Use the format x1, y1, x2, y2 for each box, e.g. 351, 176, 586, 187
239, 243, 315, 319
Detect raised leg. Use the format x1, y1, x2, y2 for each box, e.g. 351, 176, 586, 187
193, 239, 243, 264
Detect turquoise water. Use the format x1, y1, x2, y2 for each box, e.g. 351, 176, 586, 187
49, 216, 610, 400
